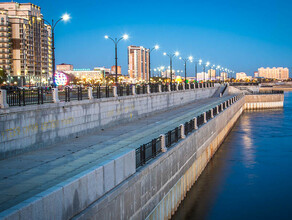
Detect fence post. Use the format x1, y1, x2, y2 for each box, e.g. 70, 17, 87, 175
52, 88, 60, 103
180, 124, 186, 139
160, 134, 167, 152
204, 112, 207, 123
131, 85, 136, 95
182, 84, 185, 90
88, 87, 93, 100
113, 86, 118, 97
217, 105, 219, 114
158, 84, 162, 93
193, 117, 198, 130
147, 85, 151, 94
0, 89, 8, 108
221, 103, 224, 110
211, 108, 214, 118
176, 84, 179, 91
168, 84, 171, 92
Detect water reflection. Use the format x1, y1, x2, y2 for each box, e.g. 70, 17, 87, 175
173, 92, 292, 220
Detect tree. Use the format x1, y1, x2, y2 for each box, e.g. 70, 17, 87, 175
0, 68, 7, 85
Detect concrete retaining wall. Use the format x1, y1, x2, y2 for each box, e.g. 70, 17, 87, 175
0, 87, 218, 159
0, 149, 136, 220
0, 93, 283, 220
74, 96, 246, 220
244, 94, 284, 109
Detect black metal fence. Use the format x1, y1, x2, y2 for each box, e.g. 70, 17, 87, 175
4, 82, 216, 107
6, 87, 53, 106
93, 85, 112, 98
136, 137, 161, 168
134, 94, 244, 169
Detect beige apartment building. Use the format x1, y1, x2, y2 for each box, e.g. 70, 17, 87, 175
258, 67, 289, 80
128, 45, 149, 82
0, 2, 52, 86
236, 72, 252, 80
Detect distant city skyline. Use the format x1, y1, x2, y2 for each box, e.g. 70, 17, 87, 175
13, 0, 292, 77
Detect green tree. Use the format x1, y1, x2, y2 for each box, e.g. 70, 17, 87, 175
0, 68, 7, 84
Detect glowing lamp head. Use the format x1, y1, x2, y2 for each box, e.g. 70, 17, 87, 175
123, 34, 129, 40
175, 51, 179, 56
163, 52, 167, 56
161, 66, 165, 70
154, 45, 159, 50
199, 59, 202, 63
104, 35, 109, 39
179, 57, 182, 60
206, 61, 210, 66
188, 56, 193, 61
217, 65, 220, 69
62, 13, 70, 22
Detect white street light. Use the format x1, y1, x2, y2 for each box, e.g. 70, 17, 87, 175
123, 34, 129, 40
62, 13, 70, 22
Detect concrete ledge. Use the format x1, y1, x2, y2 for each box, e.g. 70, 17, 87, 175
0, 149, 136, 220
73, 96, 246, 220
0, 87, 219, 159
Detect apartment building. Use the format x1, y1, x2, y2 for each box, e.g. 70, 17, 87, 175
0, 2, 52, 85
128, 45, 149, 82
258, 67, 289, 80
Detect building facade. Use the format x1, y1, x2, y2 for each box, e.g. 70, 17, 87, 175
128, 45, 149, 82
258, 67, 289, 80
0, 2, 52, 86
236, 72, 252, 80
56, 63, 73, 72
111, 65, 121, 75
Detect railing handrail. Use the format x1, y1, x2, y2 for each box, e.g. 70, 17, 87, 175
3, 82, 217, 107
135, 94, 244, 169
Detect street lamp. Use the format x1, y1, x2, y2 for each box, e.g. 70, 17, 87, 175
163, 51, 179, 85
204, 61, 210, 82
194, 59, 202, 82
216, 65, 221, 82
149, 45, 159, 83
105, 34, 129, 85
44, 13, 71, 87
179, 56, 193, 86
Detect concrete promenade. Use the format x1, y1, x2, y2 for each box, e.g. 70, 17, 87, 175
0, 95, 232, 214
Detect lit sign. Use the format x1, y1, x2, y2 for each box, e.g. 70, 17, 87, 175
54, 71, 68, 86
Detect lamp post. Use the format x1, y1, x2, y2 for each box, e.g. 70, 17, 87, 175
163, 51, 179, 85
216, 65, 220, 82
179, 56, 193, 87
211, 64, 215, 81
105, 34, 129, 85
43, 13, 71, 87
203, 61, 210, 82
195, 59, 202, 82
149, 45, 159, 83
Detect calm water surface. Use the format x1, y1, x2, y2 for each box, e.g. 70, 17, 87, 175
173, 92, 292, 220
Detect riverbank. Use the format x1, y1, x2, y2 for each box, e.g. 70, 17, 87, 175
172, 92, 291, 220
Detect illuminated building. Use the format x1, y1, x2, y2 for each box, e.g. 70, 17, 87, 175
258, 67, 289, 80
111, 65, 121, 75
0, 2, 52, 85
236, 72, 252, 80
57, 63, 73, 72
128, 45, 149, 82
207, 69, 216, 80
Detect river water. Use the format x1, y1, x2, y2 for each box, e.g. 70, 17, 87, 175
173, 92, 292, 220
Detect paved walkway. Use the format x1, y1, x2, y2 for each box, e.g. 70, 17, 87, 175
0, 95, 233, 212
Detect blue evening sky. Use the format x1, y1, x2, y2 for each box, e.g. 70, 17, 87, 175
17, 0, 292, 76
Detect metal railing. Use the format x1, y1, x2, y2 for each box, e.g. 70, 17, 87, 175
135, 94, 243, 169
3, 82, 216, 107
136, 137, 161, 168
6, 87, 53, 106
